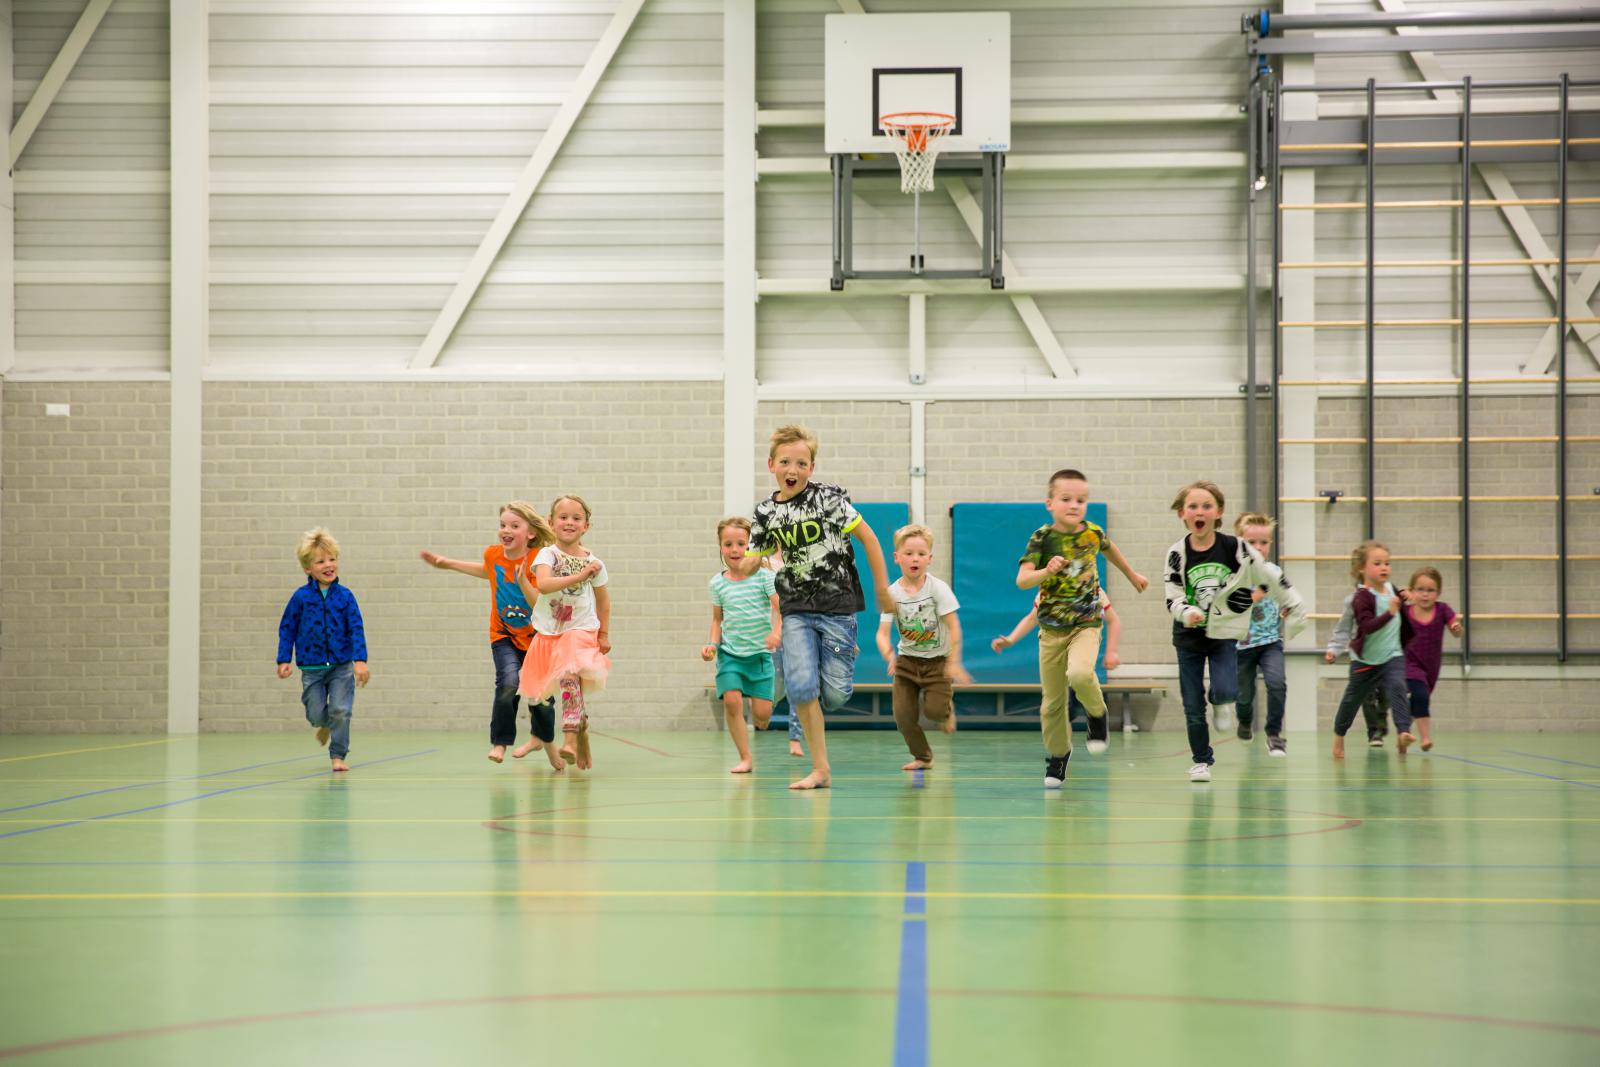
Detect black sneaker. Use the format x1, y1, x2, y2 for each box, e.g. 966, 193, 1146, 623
1044, 753, 1071, 789
1267, 735, 1287, 757
1086, 715, 1109, 754
1237, 718, 1253, 742
1368, 731, 1385, 749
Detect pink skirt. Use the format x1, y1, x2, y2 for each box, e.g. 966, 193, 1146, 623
518, 629, 611, 702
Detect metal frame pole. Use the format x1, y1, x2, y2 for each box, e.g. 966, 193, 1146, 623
1246, 76, 1260, 511
831, 153, 845, 290
1459, 77, 1473, 667
1557, 74, 1570, 661
1270, 76, 1283, 560
1364, 78, 1377, 540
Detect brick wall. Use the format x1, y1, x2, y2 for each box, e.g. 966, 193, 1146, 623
1, 383, 171, 733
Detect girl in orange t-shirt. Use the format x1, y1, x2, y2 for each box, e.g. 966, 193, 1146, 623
421, 502, 563, 768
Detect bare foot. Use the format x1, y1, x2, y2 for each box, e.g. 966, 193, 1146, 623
730, 759, 753, 774
902, 758, 932, 770
331, 758, 350, 773
789, 770, 830, 790
1421, 739, 1434, 751
1397, 732, 1415, 754
558, 743, 578, 765
487, 745, 506, 764
1332, 735, 1346, 759
510, 739, 540, 760
938, 714, 957, 735
788, 741, 805, 758
543, 743, 565, 771
576, 723, 592, 770
316, 727, 331, 748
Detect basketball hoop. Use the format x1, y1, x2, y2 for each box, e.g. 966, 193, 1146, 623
880, 111, 955, 194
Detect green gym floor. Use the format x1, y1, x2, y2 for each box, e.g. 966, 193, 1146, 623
0, 729, 1596, 1066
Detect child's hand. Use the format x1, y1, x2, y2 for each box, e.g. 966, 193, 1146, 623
354, 662, 370, 687
1386, 595, 1401, 615
946, 662, 972, 686
598, 632, 612, 654
765, 629, 781, 652
276, 662, 292, 679
581, 561, 602, 581
1324, 650, 1336, 664
1128, 572, 1149, 593
990, 635, 1011, 653
1449, 618, 1465, 637
1045, 556, 1067, 574
700, 644, 716, 662
1398, 588, 1412, 602
1103, 650, 1121, 671
885, 654, 897, 679
1182, 606, 1205, 628
420, 550, 443, 567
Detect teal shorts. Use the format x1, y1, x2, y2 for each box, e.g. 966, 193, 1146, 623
715, 648, 774, 701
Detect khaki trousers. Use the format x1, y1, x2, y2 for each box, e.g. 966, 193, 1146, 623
1039, 625, 1105, 756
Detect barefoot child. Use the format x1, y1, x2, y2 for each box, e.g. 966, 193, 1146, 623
420, 503, 562, 768
1331, 541, 1416, 759
1164, 481, 1305, 783
1233, 513, 1290, 756
701, 517, 782, 774
741, 425, 895, 790
1017, 468, 1149, 788
876, 524, 972, 771
277, 527, 369, 773
519, 495, 612, 769
1401, 566, 1463, 752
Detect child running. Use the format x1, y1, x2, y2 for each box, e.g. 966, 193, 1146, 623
1331, 540, 1416, 758
277, 527, 369, 773
1164, 481, 1305, 782
1233, 513, 1290, 756
741, 424, 894, 790
1017, 468, 1148, 788
1401, 566, 1463, 752
876, 524, 971, 771
1326, 588, 1392, 748
420, 502, 562, 769
701, 517, 782, 774
518, 494, 611, 769
992, 590, 1122, 727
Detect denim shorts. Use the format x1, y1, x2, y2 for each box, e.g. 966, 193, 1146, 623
777, 612, 857, 711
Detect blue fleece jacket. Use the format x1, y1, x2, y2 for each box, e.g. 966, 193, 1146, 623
277, 577, 368, 667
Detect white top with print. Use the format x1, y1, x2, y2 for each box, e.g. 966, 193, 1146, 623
531, 545, 609, 635
890, 574, 960, 658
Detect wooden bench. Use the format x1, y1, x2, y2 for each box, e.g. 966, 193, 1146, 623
841, 680, 1168, 731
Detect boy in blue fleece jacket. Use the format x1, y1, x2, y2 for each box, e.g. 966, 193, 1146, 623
277, 527, 369, 771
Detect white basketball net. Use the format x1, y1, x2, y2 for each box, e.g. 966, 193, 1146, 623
882, 114, 954, 194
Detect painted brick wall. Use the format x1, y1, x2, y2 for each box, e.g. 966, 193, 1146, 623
1, 383, 171, 733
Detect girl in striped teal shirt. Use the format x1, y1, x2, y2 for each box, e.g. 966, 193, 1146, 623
701, 517, 786, 774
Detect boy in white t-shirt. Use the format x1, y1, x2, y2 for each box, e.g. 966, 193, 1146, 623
876, 524, 972, 771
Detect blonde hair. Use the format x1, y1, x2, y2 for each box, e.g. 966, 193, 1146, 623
296, 526, 340, 570
1234, 512, 1277, 535
894, 523, 935, 551
1349, 539, 1390, 583
768, 424, 818, 461
1409, 566, 1443, 593
549, 494, 592, 523
501, 500, 555, 551
1171, 480, 1226, 514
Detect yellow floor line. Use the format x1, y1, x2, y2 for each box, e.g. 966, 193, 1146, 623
1, 888, 1596, 906
0, 738, 176, 765
3, 814, 1596, 825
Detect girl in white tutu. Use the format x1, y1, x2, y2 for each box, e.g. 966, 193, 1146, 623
517, 494, 612, 768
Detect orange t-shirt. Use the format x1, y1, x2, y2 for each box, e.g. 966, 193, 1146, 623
483, 545, 537, 650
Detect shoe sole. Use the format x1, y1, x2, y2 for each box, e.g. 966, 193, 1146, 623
1268, 750, 1286, 758
1044, 778, 1064, 789
1085, 741, 1107, 755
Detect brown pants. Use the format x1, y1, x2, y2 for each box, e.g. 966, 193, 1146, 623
892, 654, 953, 762
1039, 624, 1105, 757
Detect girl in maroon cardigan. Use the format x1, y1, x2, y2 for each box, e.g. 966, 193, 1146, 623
1401, 567, 1464, 752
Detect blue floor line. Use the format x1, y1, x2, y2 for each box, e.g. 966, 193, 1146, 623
0, 749, 438, 841
0, 753, 327, 815
893, 861, 929, 1067
1503, 750, 1600, 772
1430, 753, 1600, 791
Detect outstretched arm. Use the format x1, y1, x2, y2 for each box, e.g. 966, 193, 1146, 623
1102, 603, 1122, 671
419, 551, 489, 580
849, 520, 894, 613
876, 615, 895, 678
535, 561, 600, 595
992, 609, 1039, 652
594, 585, 611, 654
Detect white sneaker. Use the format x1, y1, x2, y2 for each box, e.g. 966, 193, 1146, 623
1188, 762, 1212, 783
1212, 703, 1236, 732
1085, 739, 1107, 755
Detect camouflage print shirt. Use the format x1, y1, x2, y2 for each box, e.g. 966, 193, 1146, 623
1019, 522, 1107, 632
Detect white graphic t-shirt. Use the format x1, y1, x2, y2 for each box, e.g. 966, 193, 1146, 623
531, 546, 609, 635
890, 574, 960, 658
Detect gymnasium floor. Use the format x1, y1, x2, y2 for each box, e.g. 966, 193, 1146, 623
0, 728, 1595, 1066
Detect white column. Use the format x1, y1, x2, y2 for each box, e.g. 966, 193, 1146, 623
723, 0, 757, 514
167, 0, 208, 734
0, 2, 15, 378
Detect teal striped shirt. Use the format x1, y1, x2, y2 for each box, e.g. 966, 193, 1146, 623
710, 569, 777, 657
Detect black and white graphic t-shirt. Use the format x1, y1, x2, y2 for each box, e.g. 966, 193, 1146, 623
1169, 533, 1247, 647
750, 481, 865, 616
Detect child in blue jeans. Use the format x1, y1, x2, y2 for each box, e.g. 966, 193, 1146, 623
742, 425, 893, 790
277, 527, 369, 772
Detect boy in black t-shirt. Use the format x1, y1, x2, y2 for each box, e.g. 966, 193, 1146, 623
743, 425, 894, 790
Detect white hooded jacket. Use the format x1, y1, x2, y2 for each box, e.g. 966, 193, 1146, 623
1164, 533, 1308, 641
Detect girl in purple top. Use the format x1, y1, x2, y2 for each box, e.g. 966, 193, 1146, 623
1401, 566, 1464, 752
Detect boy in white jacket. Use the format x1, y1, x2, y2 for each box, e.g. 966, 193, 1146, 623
1164, 481, 1306, 782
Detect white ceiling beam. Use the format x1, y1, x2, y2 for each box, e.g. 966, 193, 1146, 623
10, 0, 116, 169
409, 0, 647, 369
942, 177, 1076, 380
758, 151, 1247, 177
1374, 0, 1600, 371
835, 0, 866, 14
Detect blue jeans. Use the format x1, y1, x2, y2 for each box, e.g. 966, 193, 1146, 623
1175, 637, 1238, 766
1237, 640, 1286, 736
770, 649, 805, 742
778, 612, 857, 713
301, 662, 355, 760
490, 639, 555, 747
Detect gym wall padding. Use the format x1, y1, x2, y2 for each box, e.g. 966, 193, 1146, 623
951, 502, 1108, 685
849, 502, 909, 683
